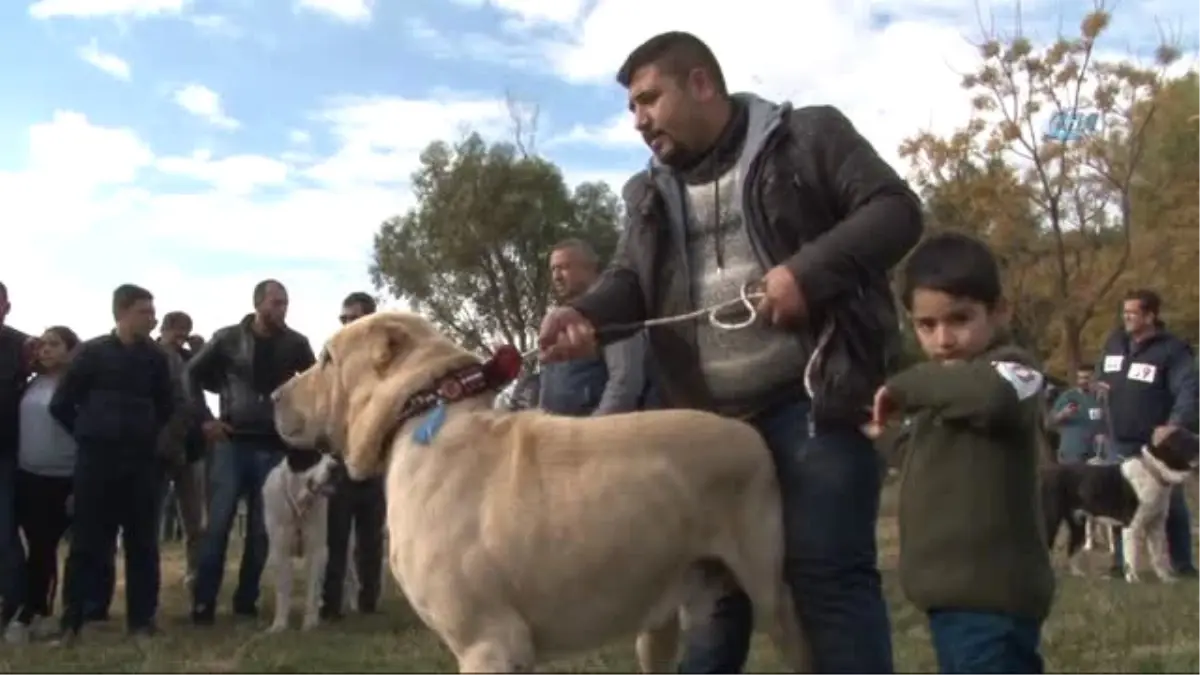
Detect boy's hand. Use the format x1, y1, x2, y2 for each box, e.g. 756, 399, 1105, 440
867, 385, 897, 439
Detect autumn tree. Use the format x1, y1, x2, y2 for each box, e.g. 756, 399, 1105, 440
901, 3, 1184, 373
370, 132, 621, 354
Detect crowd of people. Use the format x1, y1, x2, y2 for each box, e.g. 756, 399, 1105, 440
0, 280, 385, 645
0, 28, 1196, 675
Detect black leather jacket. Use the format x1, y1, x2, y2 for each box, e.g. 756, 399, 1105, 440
185, 314, 315, 440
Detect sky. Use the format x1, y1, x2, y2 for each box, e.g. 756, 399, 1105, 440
1, 0, 1196, 352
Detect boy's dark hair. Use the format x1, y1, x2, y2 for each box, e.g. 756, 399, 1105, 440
901, 232, 1003, 310
616, 31, 727, 96
1077, 363, 1095, 373
112, 284, 153, 316
162, 311, 192, 331
1123, 288, 1162, 317
342, 292, 377, 315
253, 279, 285, 306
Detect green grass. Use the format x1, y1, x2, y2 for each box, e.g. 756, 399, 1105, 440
1, 480, 1196, 673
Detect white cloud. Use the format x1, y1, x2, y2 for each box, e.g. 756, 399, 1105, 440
288, 129, 312, 144
172, 84, 240, 130
77, 40, 131, 80
29, 0, 187, 19
449, 0, 588, 26
0, 96, 514, 353
296, 0, 373, 23
548, 112, 638, 148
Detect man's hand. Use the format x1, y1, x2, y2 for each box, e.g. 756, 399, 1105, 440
755, 265, 808, 327
201, 420, 232, 444
1152, 424, 1179, 448
538, 307, 597, 363
866, 385, 898, 439
1055, 401, 1079, 422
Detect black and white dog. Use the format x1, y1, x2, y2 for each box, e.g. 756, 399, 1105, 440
1041, 428, 1199, 582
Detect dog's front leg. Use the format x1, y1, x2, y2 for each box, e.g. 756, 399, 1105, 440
303, 546, 329, 630
268, 546, 293, 633
1146, 517, 1177, 583
1122, 523, 1144, 584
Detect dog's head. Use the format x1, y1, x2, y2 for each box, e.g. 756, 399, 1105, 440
1142, 427, 1200, 483
273, 311, 481, 480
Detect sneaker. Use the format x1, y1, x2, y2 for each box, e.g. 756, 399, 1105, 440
48, 627, 80, 648
190, 604, 215, 626
28, 616, 58, 641
1175, 567, 1199, 579
129, 624, 159, 641
4, 620, 29, 645
232, 605, 258, 620
319, 606, 344, 622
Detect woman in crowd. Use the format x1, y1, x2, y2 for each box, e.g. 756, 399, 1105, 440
3, 326, 80, 644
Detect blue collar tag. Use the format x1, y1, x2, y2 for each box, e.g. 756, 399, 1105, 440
412, 402, 448, 446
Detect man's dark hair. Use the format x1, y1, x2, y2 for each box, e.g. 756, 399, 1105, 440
253, 279, 285, 306
1077, 363, 1095, 373
551, 238, 599, 268
1124, 288, 1162, 317
0, 281, 7, 302
342, 292, 377, 315
616, 31, 727, 96
112, 284, 153, 315
162, 311, 192, 331
901, 232, 1003, 310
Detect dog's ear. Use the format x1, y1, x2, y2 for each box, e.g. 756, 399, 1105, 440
342, 314, 478, 479
368, 318, 409, 374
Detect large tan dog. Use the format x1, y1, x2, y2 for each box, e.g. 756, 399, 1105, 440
272, 312, 810, 673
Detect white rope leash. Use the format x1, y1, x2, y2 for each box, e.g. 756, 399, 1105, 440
522, 281, 765, 361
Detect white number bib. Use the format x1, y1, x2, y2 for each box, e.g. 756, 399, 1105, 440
1103, 355, 1124, 373
1127, 362, 1157, 384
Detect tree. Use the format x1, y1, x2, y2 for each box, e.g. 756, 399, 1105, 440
900, 3, 1184, 373
370, 132, 621, 354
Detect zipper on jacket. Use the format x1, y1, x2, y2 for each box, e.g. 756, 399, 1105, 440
712, 156, 725, 275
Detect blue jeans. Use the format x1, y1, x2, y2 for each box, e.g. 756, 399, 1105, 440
192, 439, 282, 614
1110, 440, 1196, 574
0, 455, 25, 619
928, 610, 1043, 673
678, 400, 894, 673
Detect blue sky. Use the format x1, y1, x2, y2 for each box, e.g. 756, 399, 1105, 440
1, 0, 1195, 350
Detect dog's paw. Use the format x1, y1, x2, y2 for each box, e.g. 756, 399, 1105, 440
301, 616, 319, 631
1068, 565, 1086, 578
266, 622, 288, 634
1157, 572, 1179, 584
1124, 570, 1141, 583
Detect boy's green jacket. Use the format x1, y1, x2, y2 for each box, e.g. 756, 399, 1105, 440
886, 337, 1056, 621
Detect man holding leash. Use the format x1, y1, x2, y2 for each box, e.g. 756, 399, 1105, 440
538, 31, 923, 673
1096, 289, 1198, 578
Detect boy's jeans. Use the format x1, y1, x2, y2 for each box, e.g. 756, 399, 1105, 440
677, 399, 894, 673
1110, 440, 1196, 574
191, 439, 281, 615
928, 609, 1044, 674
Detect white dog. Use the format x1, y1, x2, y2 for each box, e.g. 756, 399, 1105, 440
263, 451, 342, 632
272, 311, 810, 673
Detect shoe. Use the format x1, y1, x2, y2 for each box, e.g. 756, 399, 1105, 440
232, 605, 258, 620
29, 616, 58, 641
82, 609, 110, 623
129, 624, 159, 641
1175, 567, 1199, 579
1108, 566, 1125, 580
190, 604, 215, 626
319, 606, 343, 622
4, 620, 29, 645
48, 627, 80, 648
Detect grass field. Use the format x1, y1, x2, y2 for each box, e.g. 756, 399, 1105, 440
0, 480, 1196, 673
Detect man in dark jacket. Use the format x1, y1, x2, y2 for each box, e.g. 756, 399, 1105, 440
0, 282, 33, 622
320, 292, 385, 620
538, 32, 922, 674
539, 239, 649, 417
51, 284, 176, 641
1096, 289, 1199, 578
186, 279, 316, 624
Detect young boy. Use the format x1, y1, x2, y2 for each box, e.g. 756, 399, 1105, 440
869, 232, 1055, 673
